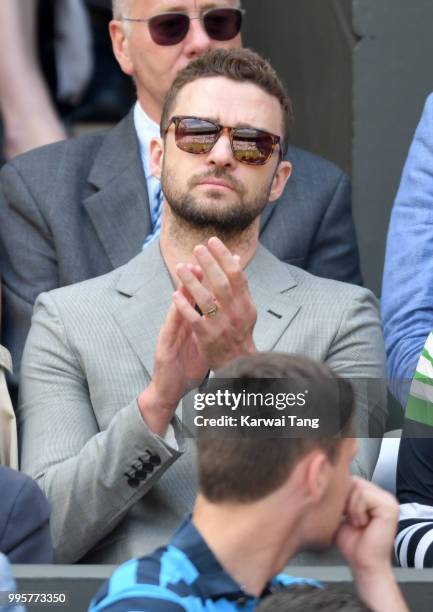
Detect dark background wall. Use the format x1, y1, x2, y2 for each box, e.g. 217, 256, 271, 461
352, 0, 433, 294
243, 0, 433, 294
243, 0, 352, 175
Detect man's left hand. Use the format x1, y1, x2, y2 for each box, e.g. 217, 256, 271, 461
335, 477, 399, 575
173, 237, 257, 371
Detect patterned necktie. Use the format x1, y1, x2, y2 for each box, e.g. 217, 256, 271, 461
143, 181, 163, 248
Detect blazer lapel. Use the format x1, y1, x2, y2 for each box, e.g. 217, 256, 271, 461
112, 242, 301, 377
112, 241, 173, 377
83, 110, 151, 269
247, 245, 301, 350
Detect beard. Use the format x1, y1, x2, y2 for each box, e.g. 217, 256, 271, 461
161, 164, 273, 238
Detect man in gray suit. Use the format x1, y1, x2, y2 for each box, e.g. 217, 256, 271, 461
19, 49, 384, 564
0, 0, 360, 400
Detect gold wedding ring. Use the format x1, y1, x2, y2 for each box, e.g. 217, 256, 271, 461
204, 305, 218, 319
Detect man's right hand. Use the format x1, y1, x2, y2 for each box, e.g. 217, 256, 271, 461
138, 270, 209, 436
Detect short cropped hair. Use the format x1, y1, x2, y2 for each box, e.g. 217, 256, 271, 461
198, 353, 355, 504
257, 584, 371, 612
112, 1, 243, 23
160, 48, 293, 155
112, 0, 128, 20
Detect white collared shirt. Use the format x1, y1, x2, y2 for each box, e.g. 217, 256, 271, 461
133, 102, 162, 239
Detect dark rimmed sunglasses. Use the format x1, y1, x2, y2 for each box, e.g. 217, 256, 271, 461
121, 8, 244, 46
165, 116, 282, 166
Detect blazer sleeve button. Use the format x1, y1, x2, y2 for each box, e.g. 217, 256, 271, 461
149, 453, 161, 466
135, 465, 152, 479
138, 460, 154, 474
127, 477, 140, 488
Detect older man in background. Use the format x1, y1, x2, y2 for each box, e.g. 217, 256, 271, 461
0, 0, 360, 401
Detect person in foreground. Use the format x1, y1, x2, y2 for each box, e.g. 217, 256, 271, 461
256, 584, 371, 611
19, 49, 386, 564
89, 354, 406, 612
0, 0, 361, 399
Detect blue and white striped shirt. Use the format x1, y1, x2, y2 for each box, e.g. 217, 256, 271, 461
89, 517, 317, 611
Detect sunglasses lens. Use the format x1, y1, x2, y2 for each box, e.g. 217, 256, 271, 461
148, 13, 189, 45
175, 118, 219, 154
232, 129, 274, 165
203, 8, 243, 41
170, 117, 278, 165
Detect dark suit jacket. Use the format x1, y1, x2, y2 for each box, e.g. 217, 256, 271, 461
0, 110, 361, 395
0, 467, 52, 562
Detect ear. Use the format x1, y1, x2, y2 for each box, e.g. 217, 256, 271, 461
303, 450, 332, 503
268, 160, 292, 203
150, 136, 164, 180
109, 20, 134, 76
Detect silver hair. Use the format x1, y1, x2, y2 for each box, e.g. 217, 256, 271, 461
113, 0, 242, 20
112, 0, 130, 20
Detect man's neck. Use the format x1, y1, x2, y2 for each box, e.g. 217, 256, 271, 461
137, 92, 162, 125
192, 495, 303, 597
159, 207, 260, 287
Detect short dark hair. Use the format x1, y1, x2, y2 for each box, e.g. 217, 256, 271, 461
160, 48, 293, 155
198, 353, 355, 503
257, 585, 372, 612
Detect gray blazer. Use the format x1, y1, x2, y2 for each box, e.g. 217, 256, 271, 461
0, 110, 360, 397
18, 241, 385, 564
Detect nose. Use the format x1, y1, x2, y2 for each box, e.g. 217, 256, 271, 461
206, 130, 236, 169
183, 17, 212, 58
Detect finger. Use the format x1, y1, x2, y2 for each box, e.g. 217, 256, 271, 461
186, 263, 204, 283
173, 290, 205, 327
174, 264, 203, 291
158, 301, 185, 348
351, 495, 369, 528
198, 240, 256, 325
194, 244, 257, 331
350, 477, 399, 523
345, 480, 369, 528
178, 283, 196, 307
180, 266, 204, 306
176, 263, 216, 313
207, 237, 250, 298
193, 244, 233, 306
